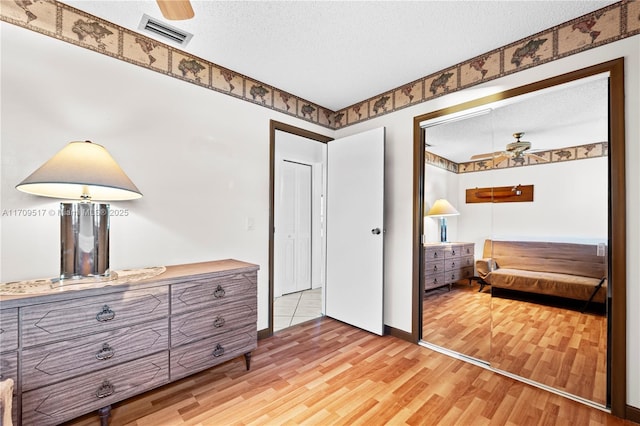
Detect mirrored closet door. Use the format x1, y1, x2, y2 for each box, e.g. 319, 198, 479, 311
420, 72, 611, 407
421, 110, 494, 363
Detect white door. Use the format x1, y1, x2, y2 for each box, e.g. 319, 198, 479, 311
275, 160, 312, 296
326, 127, 385, 335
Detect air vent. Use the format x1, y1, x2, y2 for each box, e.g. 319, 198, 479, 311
138, 14, 193, 45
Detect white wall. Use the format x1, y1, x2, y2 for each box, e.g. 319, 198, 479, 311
0, 23, 331, 333
274, 130, 327, 294
425, 157, 608, 261
335, 35, 639, 408
423, 164, 459, 243
459, 158, 608, 251
1, 20, 638, 409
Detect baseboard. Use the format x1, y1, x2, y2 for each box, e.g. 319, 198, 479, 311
384, 325, 413, 342
626, 404, 640, 423
257, 327, 271, 340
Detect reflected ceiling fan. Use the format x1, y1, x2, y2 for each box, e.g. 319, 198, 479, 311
156, 0, 194, 20
470, 132, 549, 165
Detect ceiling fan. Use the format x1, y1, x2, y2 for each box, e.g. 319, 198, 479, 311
156, 0, 194, 20
470, 132, 549, 165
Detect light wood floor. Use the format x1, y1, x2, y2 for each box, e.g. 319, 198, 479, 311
491, 292, 607, 405
63, 317, 632, 426
422, 282, 607, 406
422, 283, 492, 361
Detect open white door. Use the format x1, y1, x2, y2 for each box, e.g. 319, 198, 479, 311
326, 127, 385, 335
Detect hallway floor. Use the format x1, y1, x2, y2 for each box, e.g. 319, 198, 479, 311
274, 287, 322, 332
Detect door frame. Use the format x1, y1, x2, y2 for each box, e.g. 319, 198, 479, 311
266, 120, 332, 338
411, 59, 626, 416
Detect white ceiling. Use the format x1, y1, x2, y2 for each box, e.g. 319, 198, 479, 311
60, 0, 616, 111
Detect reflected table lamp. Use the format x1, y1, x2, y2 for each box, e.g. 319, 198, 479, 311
16, 140, 142, 283
426, 199, 459, 243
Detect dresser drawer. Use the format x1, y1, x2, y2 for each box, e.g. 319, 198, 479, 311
170, 323, 257, 380
22, 351, 169, 425
172, 272, 257, 315
0, 308, 18, 352
445, 270, 461, 283
424, 260, 445, 277
445, 259, 461, 272
445, 267, 474, 283
172, 297, 257, 347
22, 287, 169, 347
424, 273, 446, 290
445, 244, 462, 259
22, 318, 169, 391
461, 244, 474, 257
460, 255, 474, 268
0, 351, 17, 383
424, 246, 445, 261
461, 266, 474, 280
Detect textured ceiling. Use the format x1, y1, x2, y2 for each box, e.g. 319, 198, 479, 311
60, 0, 616, 111
424, 75, 609, 163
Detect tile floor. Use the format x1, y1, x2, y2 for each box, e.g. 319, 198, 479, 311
274, 287, 323, 332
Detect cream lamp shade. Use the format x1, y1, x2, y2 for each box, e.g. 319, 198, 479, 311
15, 140, 142, 201
15, 140, 142, 281
426, 199, 459, 243
426, 199, 459, 217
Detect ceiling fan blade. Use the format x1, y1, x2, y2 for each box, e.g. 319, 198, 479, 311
492, 154, 509, 166
157, 0, 194, 20
470, 151, 501, 160
526, 152, 549, 163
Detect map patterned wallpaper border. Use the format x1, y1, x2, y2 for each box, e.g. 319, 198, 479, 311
1, 1, 638, 130
335, 1, 639, 128
0, 0, 334, 128
426, 142, 609, 174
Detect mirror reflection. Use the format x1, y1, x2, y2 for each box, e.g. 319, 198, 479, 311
421, 75, 609, 405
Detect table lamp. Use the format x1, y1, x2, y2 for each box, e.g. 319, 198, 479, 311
16, 140, 142, 282
426, 199, 459, 243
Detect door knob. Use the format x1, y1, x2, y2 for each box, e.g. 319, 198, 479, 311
371, 228, 381, 235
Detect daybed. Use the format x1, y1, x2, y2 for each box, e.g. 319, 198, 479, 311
476, 239, 607, 305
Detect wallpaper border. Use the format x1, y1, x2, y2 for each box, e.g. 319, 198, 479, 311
426, 142, 608, 174
334, 0, 639, 128
1, 1, 638, 130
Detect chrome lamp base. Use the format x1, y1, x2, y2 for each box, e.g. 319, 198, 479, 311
59, 202, 112, 282
439, 217, 448, 243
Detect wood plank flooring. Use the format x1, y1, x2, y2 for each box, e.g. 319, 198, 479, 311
422, 282, 607, 405
491, 293, 607, 405
63, 317, 632, 426
422, 283, 492, 361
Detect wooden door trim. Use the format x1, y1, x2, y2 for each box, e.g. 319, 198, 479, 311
264, 120, 332, 339
411, 58, 626, 417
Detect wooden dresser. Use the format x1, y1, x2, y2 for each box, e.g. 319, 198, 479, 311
0, 259, 258, 426
423, 243, 475, 291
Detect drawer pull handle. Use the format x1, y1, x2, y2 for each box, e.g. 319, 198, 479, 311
433, 265, 438, 271
96, 343, 115, 360
213, 316, 226, 328
96, 380, 115, 398
96, 305, 116, 322
433, 252, 438, 258
452, 250, 456, 255
451, 262, 455, 268
213, 285, 226, 299
213, 343, 225, 357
